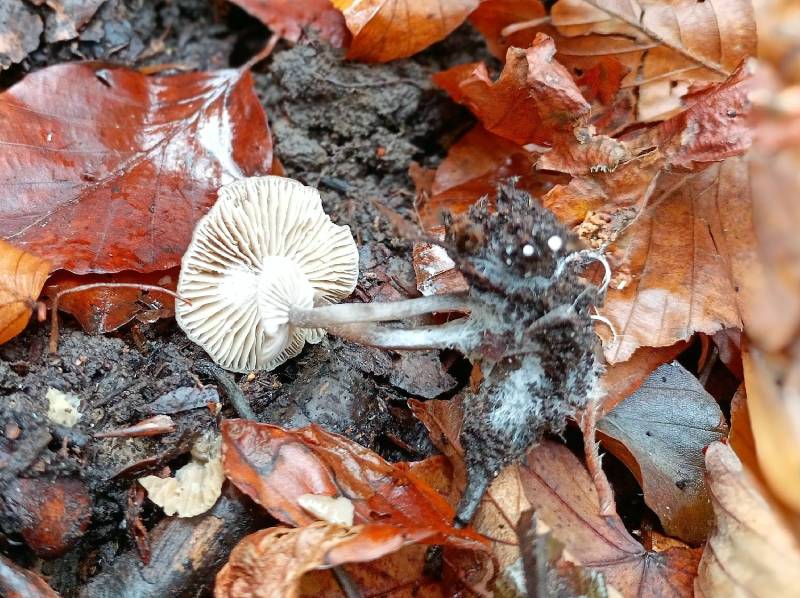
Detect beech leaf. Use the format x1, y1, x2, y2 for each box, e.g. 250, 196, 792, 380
332, 0, 479, 62
695, 442, 800, 597
597, 362, 728, 544
228, 0, 349, 45
0, 240, 50, 345
521, 441, 700, 597
0, 63, 272, 275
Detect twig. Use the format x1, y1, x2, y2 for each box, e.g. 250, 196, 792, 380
332, 567, 363, 598
49, 283, 189, 354
241, 33, 279, 71
194, 361, 256, 421
579, 399, 617, 517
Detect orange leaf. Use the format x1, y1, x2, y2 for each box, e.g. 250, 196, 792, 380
332, 0, 479, 62
469, 0, 548, 59
228, 0, 349, 45
521, 441, 700, 596
0, 63, 272, 275
433, 34, 590, 146
0, 240, 50, 345
220, 419, 485, 545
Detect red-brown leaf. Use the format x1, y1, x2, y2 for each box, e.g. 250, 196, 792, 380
228, 0, 349, 45
434, 34, 590, 146
0, 63, 272, 274
469, 0, 548, 59
332, 0, 479, 62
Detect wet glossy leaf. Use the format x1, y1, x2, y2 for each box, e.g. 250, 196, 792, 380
228, 0, 349, 45
220, 419, 484, 544
434, 34, 590, 146
695, 442, 800, 597
550, 0, 756, 120
521, 441, 700, 597
598, 362, 728, 544
332, 0, 479, 62
0, 63, 272, 274
0, 240, 50, 345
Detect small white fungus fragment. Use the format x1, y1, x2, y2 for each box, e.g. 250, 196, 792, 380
547, 235, 563, 252
522, 244, 534, 257
139, 432, 223, 518
46, 387, 81, 427
297, 494, 355, 526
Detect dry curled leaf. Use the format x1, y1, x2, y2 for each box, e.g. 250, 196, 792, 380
0, 240, 50, 345
332, 0, 479, 62
550, 0, 756, 120
434, 34, 590, 146
521, 441, 700, 597
469, 0, 548, 59
0, 62, 272, 274
695, 442, 800, 597
598, 362, 728, 544
228, 0, 348, 45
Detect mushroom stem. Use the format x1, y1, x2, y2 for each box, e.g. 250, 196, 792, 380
325, 319, 477, 352
288, 293, 472, 328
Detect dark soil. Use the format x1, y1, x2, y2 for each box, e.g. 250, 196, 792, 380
0, 1, 487, 595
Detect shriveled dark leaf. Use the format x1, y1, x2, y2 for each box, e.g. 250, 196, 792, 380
598, 362, 728, 544
0, 63, 272, 274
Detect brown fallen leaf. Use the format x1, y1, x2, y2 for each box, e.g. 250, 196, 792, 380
0, 1, 42, 70
521, 441, 700, 596
754, 0, 800, 83
0, 62, 272, 274
0, 555, 59, 598
469, 0, 548, 59
332, 0, 479, 62
412, 226, 469, 296
597, 361, 728, 544
0, 240, 50, 345
43, 269, 179, 334
742, 344, 800, 513
695, 441, 800, 597
228, 0, 349, 45
220, 419, 484, 545
217, 520, 486, 598
550, 0, 756, 121
598, 341, 688, 413
433, 34, 590, 146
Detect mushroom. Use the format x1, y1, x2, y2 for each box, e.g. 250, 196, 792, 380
176, 176, 360, 372
177, 176, 474, 373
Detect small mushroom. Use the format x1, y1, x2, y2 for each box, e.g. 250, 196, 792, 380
176, 176, 359, 372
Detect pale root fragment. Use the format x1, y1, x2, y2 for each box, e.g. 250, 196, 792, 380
139, 432, 223, 517
297, 494, 355, 526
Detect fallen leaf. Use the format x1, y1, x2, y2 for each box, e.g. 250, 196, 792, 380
0, 240, 50, 345
0, 1, 42, 70
754, 0, 800, 83
521, 441, 700, 596
332, 0, 479, 62
412, 226, 469, 296
220, 419, 484, 544
742, 344, 800, 513
2, 478, 92, 559
433, 34, 590, 146
598, 342, 688, 413
695, 441, 800, 597
0, 555, 59, 598
228, 0, 349, 45
469, 0, 548, 59
0, 63, 272, 274
728, 385, 760, 477
217, 520, 485, 598
597, 362, 728, 544
550, 0, 756, 120
43, 269, 179, 334
37, 0, 105, 43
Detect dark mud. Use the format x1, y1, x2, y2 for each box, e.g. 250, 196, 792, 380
0, 0, 486, 595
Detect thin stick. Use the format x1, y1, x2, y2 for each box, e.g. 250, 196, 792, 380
241, 33, 279, 71
579, 399, 617, 517
289, 294, 471, 328
49, 283, 190, 354
194, 361, 256, 421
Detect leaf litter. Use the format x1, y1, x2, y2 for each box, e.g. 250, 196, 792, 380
0, 0, 796, 596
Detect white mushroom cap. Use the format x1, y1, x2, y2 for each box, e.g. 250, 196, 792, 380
176, 176, 359, 372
